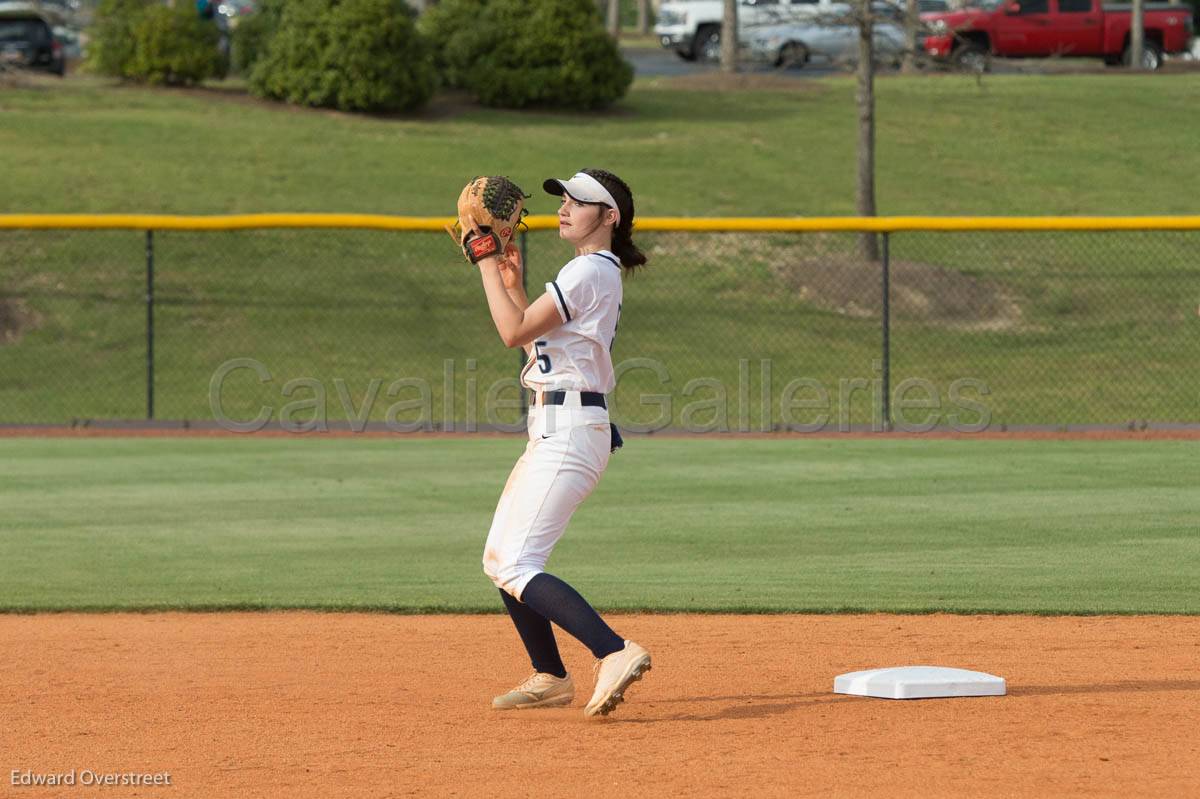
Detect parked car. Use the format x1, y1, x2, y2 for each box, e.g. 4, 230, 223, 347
922, 0, 1194, 70
741, 1, 946, 68
744, 17, 908, 66
655, 0, 851, 62
0, 4, 65, 75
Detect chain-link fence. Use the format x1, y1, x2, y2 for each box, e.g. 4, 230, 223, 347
2, 217, 1197, 431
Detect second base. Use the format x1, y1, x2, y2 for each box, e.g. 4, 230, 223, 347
834, 666, 1007, 700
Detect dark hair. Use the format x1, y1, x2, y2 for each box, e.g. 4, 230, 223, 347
581, 168, 647, 272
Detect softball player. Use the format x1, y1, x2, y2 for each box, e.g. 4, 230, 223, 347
473, 169, 651, 718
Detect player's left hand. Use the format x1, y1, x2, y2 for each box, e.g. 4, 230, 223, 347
446, 176, 528, 265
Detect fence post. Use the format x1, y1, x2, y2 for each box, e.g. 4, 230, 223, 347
145, 230, 155, 420
518, 229, 529, 420
881, 231, 891, 432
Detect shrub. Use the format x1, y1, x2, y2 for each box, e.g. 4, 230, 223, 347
249, 0, 435, 113
87, 0, 155, 78
88, 0, 223, 85
417, 0, 484, 90
231, 0, 286, 75
128, 4, 224, 86
436, 0, 633, 110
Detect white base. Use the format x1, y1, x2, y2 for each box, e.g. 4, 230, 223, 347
834, 666, 1006, 700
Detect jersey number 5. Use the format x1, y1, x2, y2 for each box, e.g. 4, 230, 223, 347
534, 341, 552, 374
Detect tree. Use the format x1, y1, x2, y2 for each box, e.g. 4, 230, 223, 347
900, 0, 920, 74
721, 0, 737, 73
1129, 0, 1145, 69
743, 1, 928, 259
637, 0, 650, 34
753, 2, 888, 258
851, 0, 878, 261
607, 0, 620, 37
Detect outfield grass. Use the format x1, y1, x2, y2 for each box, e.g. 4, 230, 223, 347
1, 436, 1196, 614
1, 75, 1198, 427
1, 227, 1196, 427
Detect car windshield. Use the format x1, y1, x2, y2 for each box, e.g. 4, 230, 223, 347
0, 19, 47, 43
964, 0, 1005, 7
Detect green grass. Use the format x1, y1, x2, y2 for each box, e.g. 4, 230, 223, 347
1, 75, 1198, 427
1, 228, 1196, 428
1, 436, 1196, 614
2, 74, 1199, 216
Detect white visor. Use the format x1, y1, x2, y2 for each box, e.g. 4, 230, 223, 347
543, 172, 621, 224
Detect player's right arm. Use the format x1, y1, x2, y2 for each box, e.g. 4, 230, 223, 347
497, 246, 533, 357
477, 249, 563, 351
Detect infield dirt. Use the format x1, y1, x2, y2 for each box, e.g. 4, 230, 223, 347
2, 613, 1198, 798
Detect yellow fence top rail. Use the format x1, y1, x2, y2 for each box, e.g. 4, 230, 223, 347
3, 214, 1200, 232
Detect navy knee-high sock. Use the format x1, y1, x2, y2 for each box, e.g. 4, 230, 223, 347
499, 589, 567, 678
520, 573, 625, 660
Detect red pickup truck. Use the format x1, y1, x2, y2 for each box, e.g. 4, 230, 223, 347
922, 0, 1194, 70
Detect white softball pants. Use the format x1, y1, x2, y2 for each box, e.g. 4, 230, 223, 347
482, 401, 612, 600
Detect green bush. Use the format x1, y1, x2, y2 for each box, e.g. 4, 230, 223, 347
128, 5, 224, 86
86, 0, 154, 78
248, 0, 435, 113
433, 0, 633, 110
88, 0, 223, 85
231, 0, 286, 75
417, 0, 484, 90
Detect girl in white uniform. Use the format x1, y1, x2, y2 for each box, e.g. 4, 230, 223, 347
473, 169, 652, 718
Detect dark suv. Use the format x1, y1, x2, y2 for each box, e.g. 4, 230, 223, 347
0, 12, 65, 76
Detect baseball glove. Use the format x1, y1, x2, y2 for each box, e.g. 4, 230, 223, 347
446, 176, 529, 264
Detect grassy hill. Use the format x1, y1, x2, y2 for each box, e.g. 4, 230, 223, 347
1, 74, 1198, 427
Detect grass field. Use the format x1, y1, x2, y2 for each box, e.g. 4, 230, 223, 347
2, 74, 1198, 427
2, 435, 1196, 614
3, 73, 1200, 216
2, 227, 1196, 427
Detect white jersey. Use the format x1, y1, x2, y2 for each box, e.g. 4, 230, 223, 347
521, 250, 623, 394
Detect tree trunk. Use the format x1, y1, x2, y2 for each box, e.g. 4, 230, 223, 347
637, 0, 650, 34
900, 0, 920, 73
721, 0, 738, 73
1129, 0, 1145, 69
607, 0, 621, 38
855, 0, 879, 262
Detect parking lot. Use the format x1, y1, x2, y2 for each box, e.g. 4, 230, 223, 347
626, 41, 844, 78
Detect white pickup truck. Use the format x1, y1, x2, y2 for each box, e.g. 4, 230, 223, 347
654, 0, 849, 61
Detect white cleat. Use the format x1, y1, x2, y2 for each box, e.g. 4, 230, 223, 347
492, 672, 574, 710
584, 640, 651, 719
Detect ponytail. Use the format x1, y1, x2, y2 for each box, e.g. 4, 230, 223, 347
582, 168, 648, 273
611, 222, 647, 271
